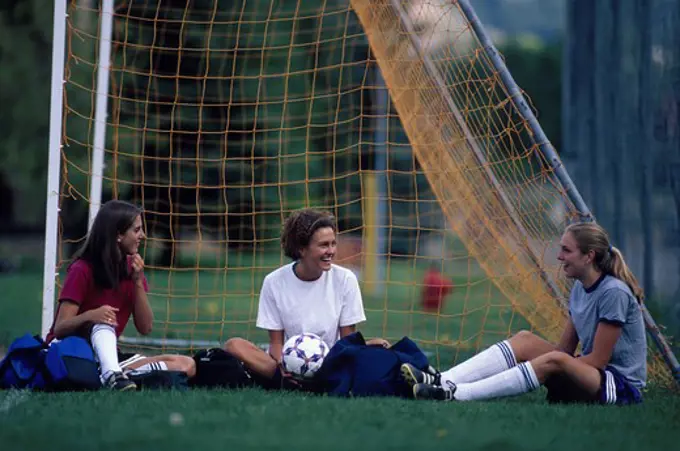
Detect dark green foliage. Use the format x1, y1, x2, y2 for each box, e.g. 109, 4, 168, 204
0, 1, 563, 241
501, 39, 562, 149
0, 1, 52, 226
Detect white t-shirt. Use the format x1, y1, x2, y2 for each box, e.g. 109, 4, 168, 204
256, 262, 367, 349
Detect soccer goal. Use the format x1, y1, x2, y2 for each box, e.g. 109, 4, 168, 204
43, 0, 678, 386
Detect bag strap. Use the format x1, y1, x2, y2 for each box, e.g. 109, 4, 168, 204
1, 333, 48, 387
7, 334, 47, 354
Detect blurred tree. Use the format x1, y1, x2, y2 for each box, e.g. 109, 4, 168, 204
2, 0, 564, 250
0, 0, 52, 227
564, 0, 680, 344
104, 0, 364, 262
501, 39, 563, 150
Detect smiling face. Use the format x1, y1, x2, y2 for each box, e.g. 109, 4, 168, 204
118, 215, 145, 255
299, 226, 336, 274
557, 231, 594, 280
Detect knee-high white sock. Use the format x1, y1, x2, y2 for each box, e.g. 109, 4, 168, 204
91, 324, 122, 378
439, 340, 517, 387
453, 362, 540, 401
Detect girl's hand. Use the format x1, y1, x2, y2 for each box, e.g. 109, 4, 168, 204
87, 305, 119, 327
366, 338, 391, 348
278, 361, 301, 387
131, 254, 145, 282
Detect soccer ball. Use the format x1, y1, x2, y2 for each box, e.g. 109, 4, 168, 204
281, 333, 330, 379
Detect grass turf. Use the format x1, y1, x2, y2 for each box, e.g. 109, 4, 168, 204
1, 262, 678, 450
0, 388, 678, 451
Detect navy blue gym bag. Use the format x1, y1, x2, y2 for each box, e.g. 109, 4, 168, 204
0, 333, 100, 391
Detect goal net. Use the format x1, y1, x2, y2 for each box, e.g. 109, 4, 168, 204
50, 0, 673, 384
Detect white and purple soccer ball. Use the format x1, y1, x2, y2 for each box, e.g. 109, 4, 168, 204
281, 333, 330, 379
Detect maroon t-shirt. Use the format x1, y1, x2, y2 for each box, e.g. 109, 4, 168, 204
46, 258, 148, 342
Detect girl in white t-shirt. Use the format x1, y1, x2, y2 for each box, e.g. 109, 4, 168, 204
224, 209, 388, 387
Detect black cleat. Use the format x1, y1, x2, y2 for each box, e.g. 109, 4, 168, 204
400, 363, 441, 387
413, 382, 455, 401
104, 371, 137, 391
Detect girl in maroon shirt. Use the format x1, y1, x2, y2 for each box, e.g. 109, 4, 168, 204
48, 200, 194, 390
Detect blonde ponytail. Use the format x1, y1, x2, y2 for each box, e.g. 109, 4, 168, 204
608, 246, 645, 303
565, 223, 645, 303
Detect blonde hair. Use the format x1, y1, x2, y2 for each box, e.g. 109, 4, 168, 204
565, 222, 644, 303
281, 209, 336, 260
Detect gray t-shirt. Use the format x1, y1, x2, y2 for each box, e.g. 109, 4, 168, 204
568, 274, 647, 388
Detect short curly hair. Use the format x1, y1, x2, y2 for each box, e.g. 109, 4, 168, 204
281, 208, 336, 260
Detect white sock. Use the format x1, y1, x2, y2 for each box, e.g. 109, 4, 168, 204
91, 324, 122, 379
453, 362, 540, 401
126, 361, 168, 375
439, 340, 517, 387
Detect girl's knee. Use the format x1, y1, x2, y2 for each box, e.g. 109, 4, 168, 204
178, 356, 196, 378
509, 330, 555, 362
508, 330, 536, 358
224, 337, 249, 356
512, 330, 537, 342
546, 350, 570, 366
536, 351, 570, 373
162, 355, 196, 378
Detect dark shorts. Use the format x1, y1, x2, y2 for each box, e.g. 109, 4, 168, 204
545, 367, 642, 406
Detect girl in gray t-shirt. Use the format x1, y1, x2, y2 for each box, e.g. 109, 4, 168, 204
401, 222, 646, 405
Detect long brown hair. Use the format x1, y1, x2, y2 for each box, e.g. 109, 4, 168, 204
565, 222, 644, 303
73, 200, 142, 290
281, 208, 336, 260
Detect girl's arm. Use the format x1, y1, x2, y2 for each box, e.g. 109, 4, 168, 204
338, 273, 378, 343
53, 301, 118, 339
268, 330, 285, 363
556, 319, 579, 355
578, 322, 622, 369
365, 337, 390, 347
578, 289, 628, 369
269, 330, 299, 384
339, 325, 390, 347
53, 301, 92, 339
132, 280, 153, 335
130, 254, 153, 335
339, 325, 356, 338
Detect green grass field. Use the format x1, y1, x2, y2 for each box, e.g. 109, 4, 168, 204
1, 388, 678, 450
1, 263, 679, 450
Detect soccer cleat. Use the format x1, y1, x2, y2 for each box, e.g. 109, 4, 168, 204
400, 363, 441, 387
413, 382, 455, 401
104, 371, 137, 391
